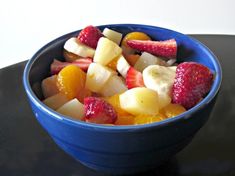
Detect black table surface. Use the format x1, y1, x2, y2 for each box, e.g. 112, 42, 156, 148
0, 35, 235, 176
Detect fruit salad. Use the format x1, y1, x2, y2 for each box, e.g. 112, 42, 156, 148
41, 25, 214, 125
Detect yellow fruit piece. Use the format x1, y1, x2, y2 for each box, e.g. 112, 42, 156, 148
121, 32, 151, 47
119, 87, 159, 116
57, 65, 86, 99
41, 75, 59, 98
162, 103, 186, 118
134, 114, 165, 125
43, 93, 70, 110
115, 115, 135, 125
94, 37, 122, 66
104, 94, 130, 116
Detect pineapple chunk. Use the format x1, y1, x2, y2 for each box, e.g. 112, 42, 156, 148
100, 75, 127, 97
64, 37, 95, 58
134, 52, 167, 72
102, 28, 123, 45
119, 87, 159, 116
116, 55, 130, 78
93, 37, 122, 66
41, 75, 59, 98
43, 93, 69, 110
85, 63, 117, 92
104, 94, 130, 116
57, 98, 84, 120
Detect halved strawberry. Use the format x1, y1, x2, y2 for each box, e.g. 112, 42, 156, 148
126, 67, 145, 89
172, 62, 214, 109
84, 97, 117, 124
50, 58, 92, 74
127, 39, 177, 58
77, 25, 103, 49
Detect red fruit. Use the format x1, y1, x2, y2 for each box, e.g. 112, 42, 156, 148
50, 58, 92, 74
77, 25, 103, 49
126, 67, 145, 89
172, 62, 214, 109
73, 58, 93, 71
127, 39, 177, 58
84, 97, 117, 124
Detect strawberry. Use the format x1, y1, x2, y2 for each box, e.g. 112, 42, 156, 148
84, 97, 117, 124
77, 25, 103, 49
126, 67, 145, 89
50, 58, 92, 74
73, 58, 93, 71
127, 39, 177, 58
172, 62, 214, 109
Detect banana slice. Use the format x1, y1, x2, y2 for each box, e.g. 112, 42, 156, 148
64, 37, 95, 58
143, 65, 176, 109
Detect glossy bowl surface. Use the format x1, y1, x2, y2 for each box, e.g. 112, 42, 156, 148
23, 24, 222, 174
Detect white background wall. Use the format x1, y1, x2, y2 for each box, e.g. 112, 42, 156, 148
1, 0, 235, 68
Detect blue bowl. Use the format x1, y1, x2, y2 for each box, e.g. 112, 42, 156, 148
23, 24, 222, 174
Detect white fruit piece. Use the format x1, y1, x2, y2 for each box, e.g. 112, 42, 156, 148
102, 28, 123, 45
169, 66, 177, 71
57, 98, 84, 120
85, 63, 117, 93
64, 37, 95, 58
134, 52, 167, 72
116, 55, 130, 78
93, 37, 122, 66
167, 59, 177, 66
100, 75, 127, 97
143, 65, 176, 109
41, 75, 59, 98
119, 87, 159, 116
43, 93, 69, 110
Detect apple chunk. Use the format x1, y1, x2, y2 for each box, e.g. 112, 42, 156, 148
116, 55, 130, 78
57, 98, 84, 120
43, 93, 69, 110
119, 87, 159, 116
100, 75, 127, 97
41, 75, 59, 98
93, 37, 122, 66
85, 63, 117, 93
134, 52, 167, 72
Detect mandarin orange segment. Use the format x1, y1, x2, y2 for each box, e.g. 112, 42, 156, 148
104, 94, 130, 116
162, 103, 186, 118
107, 56, 119, 71
121, 32, 151, 47
125, 54, 140, 66
115, 115, 135, 125
134, 114, 165, 125
57, 65, 86, 99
